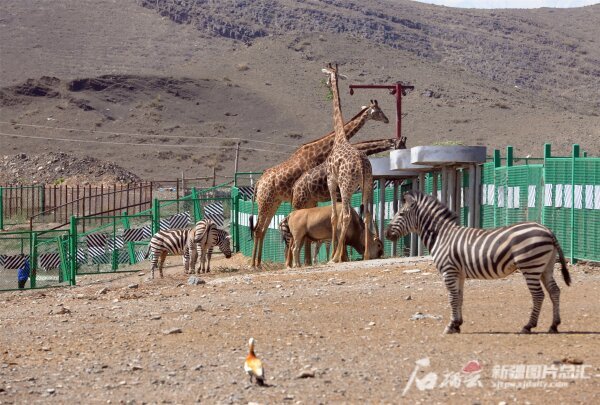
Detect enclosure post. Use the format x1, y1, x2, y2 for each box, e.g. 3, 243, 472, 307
30, 232, 37, 289
570, 144, 579, 264
542, 144, 551, 226
418, 173, 425, 255
447, 167, 456, 213
0, 187, 3, 230
378, 179, 386, 244
152, 198, 160, 235
493, 150, 501, 228
468, 164, 477, 227
441, 168, 448, 207
69, 216, 77, 285
431, 171, 438, 200
506, 146, 513, 167
410, 178, 419, 257
391, 180, 399, 256
191, 187, 201, 223
474, 164, 482, 228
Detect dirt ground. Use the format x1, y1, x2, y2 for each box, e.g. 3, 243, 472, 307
0, 255, 598, 404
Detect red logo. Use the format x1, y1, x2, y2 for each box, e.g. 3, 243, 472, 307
462, 360, 482, 373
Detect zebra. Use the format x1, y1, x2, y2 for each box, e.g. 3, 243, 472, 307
385, 190, 571, 334
145, 228, 196, 279
192, 219, 233, 273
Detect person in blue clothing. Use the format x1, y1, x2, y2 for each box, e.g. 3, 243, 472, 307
17, 255, 30, 289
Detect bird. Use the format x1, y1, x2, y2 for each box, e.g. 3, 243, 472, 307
244, 337, 265, 386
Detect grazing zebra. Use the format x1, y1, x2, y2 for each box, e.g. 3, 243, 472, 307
192, 219, 233, 273
385, 190, 571, 334
146, 228, 196, 279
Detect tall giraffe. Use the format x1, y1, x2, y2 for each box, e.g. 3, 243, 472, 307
292, 137, 407, 209
323, 63, 377, 263
287, 136, 406, 266
250, 101, 389, 267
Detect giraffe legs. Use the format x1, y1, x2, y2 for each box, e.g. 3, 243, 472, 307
251, 204, 279, 268
327, 176, 339, 261
332, 203, 352, 263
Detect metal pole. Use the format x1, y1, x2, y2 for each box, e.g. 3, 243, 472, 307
468, 164, 477, 228
391, 180, 399, 256
570, 144, 579, 264
432, 171, 438, 201
441, 168, 448, 207
234, 141, 241, 175
474, 164, 482, 228
410, 178, 418, 256
447, 167, 456, 213
378, 179, 385, 241
418, 173, 425, 255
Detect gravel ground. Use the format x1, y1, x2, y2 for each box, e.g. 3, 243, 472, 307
0, 255, 598, 404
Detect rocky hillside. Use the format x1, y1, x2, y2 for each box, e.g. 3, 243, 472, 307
139, 0, 600, 114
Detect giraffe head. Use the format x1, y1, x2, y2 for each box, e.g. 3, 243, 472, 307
362, 100, 389, 124
321, 63, 346, 87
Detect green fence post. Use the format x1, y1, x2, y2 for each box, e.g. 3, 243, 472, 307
122, 211, 136, 265
30, 232, 37, 289
69, 216, 77, 285
152, 198, 160, 235
506, 146, 513, 167
0, 187, 3, 230
231, 187, 240, 252
493, 150, 501, 228
191, 187, 202, 223
570, 144, 580, 264
542, 144, 551, 226
112, 219, 118, 271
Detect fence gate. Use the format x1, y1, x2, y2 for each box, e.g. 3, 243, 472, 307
0, 229, 70, 291
70, 211, 153, 275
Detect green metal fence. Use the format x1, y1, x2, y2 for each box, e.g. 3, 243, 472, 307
230, 180, 411, 265
0, 229, 71, 291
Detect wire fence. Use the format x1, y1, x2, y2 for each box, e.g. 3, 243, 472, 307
1, 143, 598, 291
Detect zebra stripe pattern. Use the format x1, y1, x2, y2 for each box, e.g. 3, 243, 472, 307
192, 219, 232, 273
146, 228, 195, 279
385, 190, 571, 334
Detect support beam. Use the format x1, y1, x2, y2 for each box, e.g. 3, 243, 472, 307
410, 178, 419, 257
418, 173, 425, 256
378, 179, 385, 242
391, 180, 399, 256
468, 164, 477, 228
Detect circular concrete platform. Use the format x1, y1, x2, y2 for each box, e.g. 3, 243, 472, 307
410, 145, 486, 166
370, 157, 422, 178
390, 149, 434, 171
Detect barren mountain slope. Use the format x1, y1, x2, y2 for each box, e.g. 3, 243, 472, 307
0, 0, 598, 183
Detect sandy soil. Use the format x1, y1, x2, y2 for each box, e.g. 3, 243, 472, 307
0, 255, 598, 404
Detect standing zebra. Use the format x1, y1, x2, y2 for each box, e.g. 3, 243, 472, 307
192, 219, 233, 273
385, 190, 571, 334
146, 228, 196, 279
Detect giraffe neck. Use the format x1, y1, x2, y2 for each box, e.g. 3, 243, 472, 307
329, 68, 346, 146
354, 139, 395, 156
288, 107, 369, 166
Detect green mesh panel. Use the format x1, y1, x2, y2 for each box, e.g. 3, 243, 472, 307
543, 158, 572, 258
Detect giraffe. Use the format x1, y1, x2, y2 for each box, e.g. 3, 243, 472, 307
322, 63, 377, 263
288, 136, 406, 265
292, 137, 407, 210
250, 100, 389, 267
